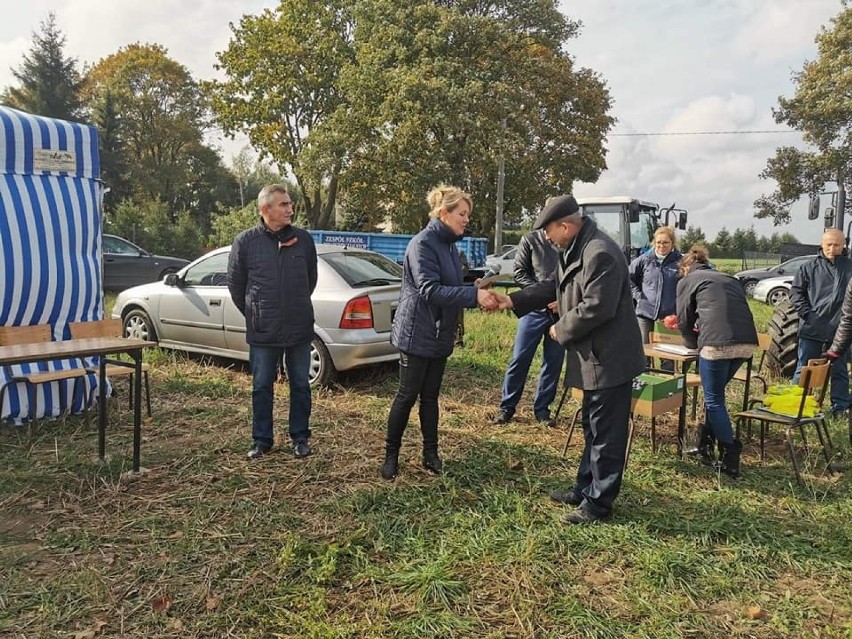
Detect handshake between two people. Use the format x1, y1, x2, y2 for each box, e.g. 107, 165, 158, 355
476, 286, 513, 312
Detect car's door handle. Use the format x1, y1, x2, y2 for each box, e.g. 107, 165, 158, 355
209, 299, 222, 307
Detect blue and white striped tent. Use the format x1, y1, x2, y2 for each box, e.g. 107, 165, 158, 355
0, 106, 105, 422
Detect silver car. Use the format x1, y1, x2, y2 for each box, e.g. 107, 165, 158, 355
752, 275, 793, 306
111, 245, 403, 385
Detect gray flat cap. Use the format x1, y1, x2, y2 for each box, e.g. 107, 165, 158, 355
533, 195, 580, 230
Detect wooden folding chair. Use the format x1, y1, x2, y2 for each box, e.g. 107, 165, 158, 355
0, 324, 90, 427
68, 319, 152, 417
649, 332, 701, 420
731, 359, 833, 483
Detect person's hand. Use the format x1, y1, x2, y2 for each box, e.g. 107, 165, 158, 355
662, 314, 678, 330
549, 324, 558, 341
493, 292, 513, 311
477, 287, 499, 311
547, 300, 558, 314
821, 350, 840, 361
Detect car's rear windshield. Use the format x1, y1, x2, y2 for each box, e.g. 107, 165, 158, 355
322, 251, 403, 287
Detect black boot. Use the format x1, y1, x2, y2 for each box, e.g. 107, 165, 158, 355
717, 439, 743, 478
381, 447, 399, 480
686, 423, 716, 466
422, 445, 443, 475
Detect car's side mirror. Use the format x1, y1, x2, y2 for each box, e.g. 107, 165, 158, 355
164, 273, 180, 287
678, 211, 688, 230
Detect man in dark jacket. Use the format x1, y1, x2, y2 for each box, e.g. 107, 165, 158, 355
228, 184, 318, 459
492, 229, 565, 426
496, 195, 646, 524
790, 229, 852, 415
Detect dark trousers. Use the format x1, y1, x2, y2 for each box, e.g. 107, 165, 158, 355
574, 380, 632, 517
386, 352, 448, 450
249, 342, 312, 447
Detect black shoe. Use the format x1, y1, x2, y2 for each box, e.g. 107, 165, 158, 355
293, 441, 312, 458
716, 439, 742, 478
422, 449, 443, 474
492, 410, 513, 425
381, 450, 399, 480
560, 507, 609, 525
549, 490, 582, 506
537, 415, 558, 428
247, 442, 272, 459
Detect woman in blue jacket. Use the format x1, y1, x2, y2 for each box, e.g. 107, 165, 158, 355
382, 185, 496, 480
628, 226, 682, 348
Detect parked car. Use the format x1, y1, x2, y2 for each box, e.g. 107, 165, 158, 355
753, 275, 793, 306
484, 245, 518, 280
111, 244, 403, 386
103, 234, 190, 291
734, 255, 813, 296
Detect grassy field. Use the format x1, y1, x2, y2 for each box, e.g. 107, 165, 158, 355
1, 304, 850, 638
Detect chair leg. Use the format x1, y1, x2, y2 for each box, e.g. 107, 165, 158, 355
562, 407, 581, 458
813, 418, 834, 475
553, 385, 570, 421
143, 372, 152, 417
759, 422, 766, 462
691, 387, 698, 422
785, 427, 803, 484
798, 425, 809, 453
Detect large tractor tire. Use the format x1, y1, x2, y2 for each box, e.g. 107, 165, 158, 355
766, 300, 799, 378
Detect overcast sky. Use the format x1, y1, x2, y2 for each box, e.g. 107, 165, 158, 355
0, 0, 846, 243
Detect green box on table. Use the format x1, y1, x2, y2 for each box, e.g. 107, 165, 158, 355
631, 372, 683, 401
653, 320, 680, 337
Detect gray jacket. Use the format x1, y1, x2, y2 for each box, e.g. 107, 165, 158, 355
509, 219, 646, 390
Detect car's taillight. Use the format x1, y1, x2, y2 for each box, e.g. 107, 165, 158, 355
340, 295, 374, 329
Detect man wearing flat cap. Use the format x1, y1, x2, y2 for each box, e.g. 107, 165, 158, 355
495, 195, 645, 524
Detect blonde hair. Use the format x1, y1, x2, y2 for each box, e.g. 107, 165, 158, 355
654, 226, 676, 245
679, 244, 710, 278
427, 184, 473, 218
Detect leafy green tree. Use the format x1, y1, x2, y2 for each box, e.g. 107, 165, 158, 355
209, 0, 352, 229
335, 0, 611, 234
208, 203, 258, 248
89, 89, 131, 211
755, 7, 852, 226
84, 44, 234, 234
730, 227, 758, 258
106, 198, 205, 259
679, 226, 706, 251
711, 227, 732, 258
2, 13, 83, 120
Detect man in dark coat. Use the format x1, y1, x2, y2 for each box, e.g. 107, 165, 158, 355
789, 228, 852, 415
228, 184, 318, 460
496, 195, 645, 524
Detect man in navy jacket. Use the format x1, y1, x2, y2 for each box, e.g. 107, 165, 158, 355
228, 184, 318, 459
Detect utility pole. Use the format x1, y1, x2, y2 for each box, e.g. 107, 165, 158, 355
837, 174, 846, 232
494, 118, 506, 253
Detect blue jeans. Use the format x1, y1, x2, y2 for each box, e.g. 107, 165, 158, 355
793, 336, 850, 412
249, 342, 312, 447
698, 357, 746, 444
499, 310, 565, 419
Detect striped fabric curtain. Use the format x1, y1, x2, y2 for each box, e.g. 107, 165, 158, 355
0, 106, 105, 422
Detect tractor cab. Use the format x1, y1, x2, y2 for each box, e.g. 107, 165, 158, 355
576, 196, 688, 261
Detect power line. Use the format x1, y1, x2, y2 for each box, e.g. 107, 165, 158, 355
610, 129, 799, 137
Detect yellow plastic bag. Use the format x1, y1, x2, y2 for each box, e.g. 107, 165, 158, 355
761, 386, 819, 417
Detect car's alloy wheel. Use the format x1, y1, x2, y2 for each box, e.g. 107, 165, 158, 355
124, 309, 157, 342
743, 279, 758, 296
768, 288, 789, 306
309, 338, 335, 387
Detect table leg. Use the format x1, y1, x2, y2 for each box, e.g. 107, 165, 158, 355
678, 361, 688, 457
98, 355, 107, 460
132, 348, 142, 473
